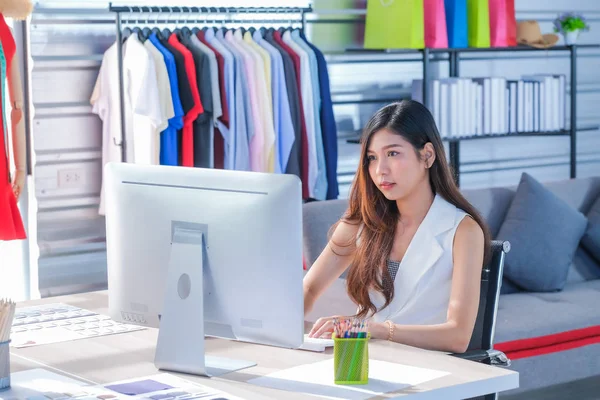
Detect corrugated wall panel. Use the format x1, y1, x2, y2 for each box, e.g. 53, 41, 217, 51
29, 4, 114, 297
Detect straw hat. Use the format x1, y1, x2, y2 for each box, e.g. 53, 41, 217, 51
517, 20, 559, 48
0, 0, 33, 20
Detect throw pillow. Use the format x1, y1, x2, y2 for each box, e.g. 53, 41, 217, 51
496, 173, 588, 292
500, 277, 521, 295
581, 195, 600, 263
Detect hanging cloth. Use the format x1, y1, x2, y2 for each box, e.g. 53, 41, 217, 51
0, 14, 26, 240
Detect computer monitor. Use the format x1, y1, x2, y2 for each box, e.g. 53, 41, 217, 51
103, 162, 304, 350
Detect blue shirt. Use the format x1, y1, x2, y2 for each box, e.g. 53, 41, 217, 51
215, 29, 251, 172
300, 31, 339, 200
292, 30, 327, 201
149, 33, 184, 166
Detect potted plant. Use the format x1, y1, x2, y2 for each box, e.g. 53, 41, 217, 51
553, 13, 590, 45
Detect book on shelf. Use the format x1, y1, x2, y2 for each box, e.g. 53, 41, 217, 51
412, 74, 566, 139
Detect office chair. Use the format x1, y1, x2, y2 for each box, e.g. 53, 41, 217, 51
452, 239, 512, 400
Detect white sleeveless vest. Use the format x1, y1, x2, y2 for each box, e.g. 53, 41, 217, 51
368, 194, 468, 325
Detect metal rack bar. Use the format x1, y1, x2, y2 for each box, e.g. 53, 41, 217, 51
570, 45, 578, 178
115, 10, 126, 162
108, 5, 312, 14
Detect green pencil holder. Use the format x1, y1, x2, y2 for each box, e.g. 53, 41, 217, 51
332, 333, 370, 385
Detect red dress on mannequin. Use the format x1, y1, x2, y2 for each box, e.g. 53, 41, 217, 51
0, 14, 26, 241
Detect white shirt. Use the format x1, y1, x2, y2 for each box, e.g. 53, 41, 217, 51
369, 195, 469, 325
91, 38, 164, 215
123, 36, 164, 166
91, 43, 121, 216
144, 39, 175, 165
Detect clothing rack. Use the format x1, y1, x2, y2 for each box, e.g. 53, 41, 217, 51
108, 3, 313, 162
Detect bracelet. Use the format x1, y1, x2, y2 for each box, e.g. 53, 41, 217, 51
385, 320, 395, 341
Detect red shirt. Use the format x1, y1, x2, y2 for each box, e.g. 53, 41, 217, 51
273, 30, 309, 199
198, 30, 228, 170
169, 34, 203, 167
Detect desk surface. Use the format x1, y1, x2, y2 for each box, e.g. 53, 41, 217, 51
10, 285, 518, 399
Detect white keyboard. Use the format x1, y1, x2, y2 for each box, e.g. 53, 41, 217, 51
298, 334, 334, 352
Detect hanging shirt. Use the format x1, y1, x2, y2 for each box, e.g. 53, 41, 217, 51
197, 31, 227, 170
265, 29, 302, 179
273, 30, 309, 199
292, 30, 327, 201
159, 35, 195, 165
148, 33, 184, 166
242, 30, 275, 173
168, 33, 203, 167
202, 29, 236, 170
180, 33, 213, 169
226, 30, 261, 172
190, 34, 223, 132
123, 35, 164, 165
244, 31, 276, 172
91, 38, 163, 215
91, 43, 121, 216
300, 31, 339, 200
213, 29, 250, 172
283, 30, 317, 198
254, 30, 295, 175
188, 34, 219, 168
144, 39, 175, 165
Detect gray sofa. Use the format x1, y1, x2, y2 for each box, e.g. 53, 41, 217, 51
302, 175, 600, 397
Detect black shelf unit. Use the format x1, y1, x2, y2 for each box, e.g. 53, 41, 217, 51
344, 44, 600, 186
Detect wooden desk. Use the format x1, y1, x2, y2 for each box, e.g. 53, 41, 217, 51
9, 288, 518, 399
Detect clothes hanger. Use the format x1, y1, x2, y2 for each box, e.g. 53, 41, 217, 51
173, 7, 182, 35
161, 8, 173, 38
131, 10, 144, 42
140, 6, 152, 40
180, 7, 193, 37
191, 7, 202, 35
201, 7, 215, 34
122, 26, 132, 42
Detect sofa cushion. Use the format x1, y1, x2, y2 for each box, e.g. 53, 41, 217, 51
566, 247, 600, 284
496, 173, 588, 292
462, 187, 514, 238
500, 277, 521, 294
582, 195, 600, 263
494, 279, 600, 349
303, 199, 347, 268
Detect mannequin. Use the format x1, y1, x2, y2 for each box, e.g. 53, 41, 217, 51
0, 0, 31, 241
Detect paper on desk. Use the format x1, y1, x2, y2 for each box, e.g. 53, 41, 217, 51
0, 369, 246, 400
101, 373, 246, 400
10, 303, 146, 348
105, 379, 174, 396
248, 359, 450, 400
0, 368, 118, 400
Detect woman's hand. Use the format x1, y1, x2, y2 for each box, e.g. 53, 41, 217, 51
309, 316, 388, 340
11, 170, 25, 201
308, 316, 342, 338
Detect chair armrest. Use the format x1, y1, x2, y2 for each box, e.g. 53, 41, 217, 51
451, 349, 511, 367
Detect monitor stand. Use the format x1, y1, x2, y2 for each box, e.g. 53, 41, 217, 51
154, 223, 257, 377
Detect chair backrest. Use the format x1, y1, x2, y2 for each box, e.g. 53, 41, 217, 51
467, 240, 511, 352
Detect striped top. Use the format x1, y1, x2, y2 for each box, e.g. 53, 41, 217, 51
384, 259, 401, 290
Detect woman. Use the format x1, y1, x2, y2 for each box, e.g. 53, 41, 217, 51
304, 100, 491, 354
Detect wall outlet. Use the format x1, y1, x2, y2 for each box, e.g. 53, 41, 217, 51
58, 168, 84, 188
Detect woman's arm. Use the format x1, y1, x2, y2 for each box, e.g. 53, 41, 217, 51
303, 220, 359, 315
370, 216, 485, 353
